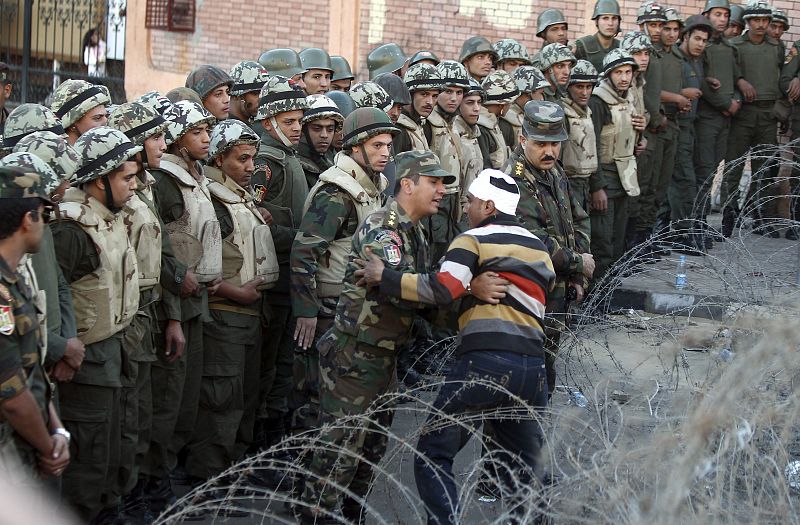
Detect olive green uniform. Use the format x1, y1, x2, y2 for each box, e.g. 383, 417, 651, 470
296, 138, 334, 190
574, 34, 621, 73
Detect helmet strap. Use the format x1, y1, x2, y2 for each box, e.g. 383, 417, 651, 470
102, 174, 120, 214
270, 116, 294, 148
359, 145, 376, 177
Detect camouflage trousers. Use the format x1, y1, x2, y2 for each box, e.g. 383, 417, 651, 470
567, 177, 591, 228
291, 315, 335, 435
300, 330, 397, 520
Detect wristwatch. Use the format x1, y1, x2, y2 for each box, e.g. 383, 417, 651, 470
52, 427, 71, 443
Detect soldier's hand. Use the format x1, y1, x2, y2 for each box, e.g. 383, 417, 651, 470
206, 277, 223, 296
258, 207, 274, 225
591, 189, 608, 213
38, 435, 70, 477
51, 361, 76, 383
681, 88, 702, 101
63, 337, 85, 370
634, 137, 648, 156
726, 99, 741, 117
470, 272, 509, 304
737, 79, 757, 103
238, 277, 264, 304
294, 317, 318, 350
163, 320, 186, 363
631, 115, 646, 132
580, 254, 596, 279
180, 270, 200, 297
788, 78, 800, 102
356, 248, 386, 287
705, 77, 721, 91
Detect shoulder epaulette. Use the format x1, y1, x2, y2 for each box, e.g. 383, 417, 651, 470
258, 144, 287, 164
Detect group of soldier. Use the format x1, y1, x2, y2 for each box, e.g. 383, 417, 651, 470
0, 0, 799, 523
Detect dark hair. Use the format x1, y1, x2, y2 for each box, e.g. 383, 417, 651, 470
685, 25, 713, 41
0, 198, 41, 240
82, 28, 99, 52
393, 173, 421, 195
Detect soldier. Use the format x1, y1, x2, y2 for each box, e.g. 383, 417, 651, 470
2, 104, 64, 155
539, 43, 578, 103
478, 70, 518, 169
768, 9, 789, 42
297, 95, 344, 188
228, 60, 270, 125
330, 56, 355, 92
589, 49, 646, 278
251, 76, 310, 450
300, 48, 334, 95
562, 60, 600, 214
0, 63, 11, 132
49, 79, 110, 144
725, 4, 746, 37
532, 9, 570, 68
185, 65, 234, 121
394, 63, 444, 153
722, 0, 784, 237
503, 100, 593, 396
409, 50, 441, 68
0, 166, 71, 485
460, 36, 498, 82
367, 43, 407, 80
575, 0, 623, 72
454, 79, 488, 195
374, 73, 413, 124
502, 66, 550, 150
165, 87, 202, 105
290, 107, 397, 440
350, 81, 398, 122
493, 38, 532, 73
296, 151, 452, 524
52, 127, 140, 522
259, 48, 308, 92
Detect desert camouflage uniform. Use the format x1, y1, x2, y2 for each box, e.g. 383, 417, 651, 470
49, 79, 111, 129
539, 43, 577, 104
478, 70, 518, 169
394, 63, 443, 153
503, 66, 551, 149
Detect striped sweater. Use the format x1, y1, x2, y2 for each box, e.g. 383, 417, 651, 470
380, 215, 555, 358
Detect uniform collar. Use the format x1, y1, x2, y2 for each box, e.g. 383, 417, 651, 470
334, 152, 383, 198
385, 198, 416, 231
259, 129, 296, 154
206, 165, 251, 201
401, 107, 423, 125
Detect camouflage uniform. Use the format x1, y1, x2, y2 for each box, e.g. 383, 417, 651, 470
49, 79, 111, 130
453, 79, 486, 202
297, 95, 343, 188
503, 101, 591, 393
504, 66, 550, 149
539, 43, 577, 104
394, 63, 443, 153
478, 70, 518, 169
228, 61, 270, 128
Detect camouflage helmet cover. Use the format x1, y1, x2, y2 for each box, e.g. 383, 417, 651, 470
636, 2, 668, 24
464, 77, 487, 102
436, 60, 471, 88
536, 8, 568, 36
0, 165, 53, 203
403, 63, 445, 92
729, 4, 745, 25
330, 56, 355, 81
409, 50, 441, 67
771, 8, 789, 28
569, 60, 600, 85
302, 94, 345, 128
664, 7, 684, 24
2, 104, 65, 149
326, 91, 357, 118
208, 119, 261, 159
592, 0, 622, 19
742, 0, 773, 20
481, 70, 519, 105
228, 60, 270, 96
367, 43, 407, 79
395, 150, 456, 184
539, 43, 577, 71
373, 73, 412, 105
341, 107, 399, 148
621, 31, 654, 52
258, 48, 306, 78
702, 0, 731, 14
0, 152, 60, 195
135, 91, 176, 116
254, 76, 310, 121
185, 65, 234, 100
50, 79, 111, 128
166, 100, 216, 144
299, 48, 334, 73
492, 39, 532, 65
72, 127, 142, 185
165, 87, 202, 105
512, 66, 550, 94
602, 48, 639, 75
522, 100, 568, 141
13, 131, 79, 183
350, 81, 394, 113
459, 36, 498, 63
108, 102, 168, 147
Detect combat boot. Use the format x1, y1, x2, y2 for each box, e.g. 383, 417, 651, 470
118, 479, 154, 525
721, 207, 737, 238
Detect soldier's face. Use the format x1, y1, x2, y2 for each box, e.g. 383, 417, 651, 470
661, 22, 681, 46
522, 137, 561, 171
543, 24, 569, 45
413, 90, 439, 118
387, 103, 403, 124
306, 118, 336, 154
465, 53, 494, 79
105, 160, 139, 208
459, 95, 482, 125
706, 8, 730, 33
303, 69, 332, 95
724, 23, 743, 38
74, 104, 108, 135
330, 79, 352, 92
642, 22, 663, 43
499, 59, 526, 73
631, 49, 650, 73
747, 16, 770, 37
217, 144, 257, 187
551, 62, 572, 87
291, 73, 307, 92
352, 133, 393, 172
684, 29, 710, 58
144, 132, 167, 169
568, 83, 593, 107
264, 110, 303, 145
23, 203, 46, 253
609, 65, 633, 92
240, 92, 260, 117
204, 86, 230, 120
438, 87, 464, 114
177, 123, 211, 160
408, 175, 445, 217
596, 15, 620, 38
768, 21, 787, 40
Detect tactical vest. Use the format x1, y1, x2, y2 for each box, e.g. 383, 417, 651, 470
303, 153, 384, 298
257, 144, 308, 226
123, 171, 162, 292
732, 35, 783, 102
426, 109, 462, 194
452, 116, 483, 199
704, 37, 737, 102
206, 168, 279, 294
501, 103, 523, 149
658, 46, 684, 117
560, 98, 598, 178
575, 34, 620, 72
592, 80, 639, 196
396, 113, 430, 152
477, 108, 509, 169
60, 187, 139, 345
158, 156, 223, 282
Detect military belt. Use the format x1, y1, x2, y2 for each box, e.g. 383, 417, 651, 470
208, 301, 260, 317
747, 100, 775, 109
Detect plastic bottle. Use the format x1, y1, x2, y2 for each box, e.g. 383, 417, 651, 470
570, 390, 588, 408
675, 255, 687, 290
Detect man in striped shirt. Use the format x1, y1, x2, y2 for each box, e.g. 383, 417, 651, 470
358, 169, 555, 525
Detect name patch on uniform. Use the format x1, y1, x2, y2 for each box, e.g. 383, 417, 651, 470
376, 230, 403, 247
253, 184, 267, 203
0, 305, 14, 335
384, 244, 402, 265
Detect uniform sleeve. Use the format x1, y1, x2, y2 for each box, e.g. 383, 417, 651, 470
0, 292, 28, 401
781, 53, 800, 94
392, 128, 413, 155
476, 129, 495, 170
253, 157, 286, 209
588, 96, 611, 192
151, 171, 185, 224
43, 264, 76, 366
51, 221, 100, 283
643, 60, 664, 128
158, 227, 187, 297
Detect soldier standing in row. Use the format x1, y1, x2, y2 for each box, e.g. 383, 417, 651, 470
575, 0, 623, 72
373, 73, 412, 124
330, 56, 355, 92
300, 49, 334, 96
185, 65, 234, 121
562, 60, 600, 214
394, 63, 443, 153
296, 95, 343, 188
726, 4, 745, 37
478, 70, 518, 169
453, 79, 486, 194
460, 37, 497, 82
533, 9, 570, 67
539, 43, 577, 104
228, 61, 270, 127
503, 66, 550, 149
49, 80, 110, 145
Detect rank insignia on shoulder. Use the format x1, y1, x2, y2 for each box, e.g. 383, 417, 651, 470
515, 162, 523, 178
253, 184, 267, 203
387, 210, 397, 228
0, 305, 14, 335
384, 244, 402, 265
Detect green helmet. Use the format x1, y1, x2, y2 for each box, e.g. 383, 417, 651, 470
254, 76, 310, 121
326, 91, 356, 118
459, 36, 498, 63
367, 43, 407, 80
50, 80, 111, 128
166, 101, 216, 145
512, 66, 550, 94
72, 127, 141, 185
108, 102, 168, 147
522, 100, 568, 141
258, 48, 306, 78
702, 0, 730, 14
350, 82, 394, 113
330, 56, 355, 81
0, 165, 53, 203
135, 91, 176, 117
464, 77, 487, 102
165, 87, 202, 104
636, 2, 667, 24
409, 50, 441, 67
403, 63, 444, 92
742, 0, 772, 20
481, 70, 519, 105
729, 4, 745, 26
664, 7, 684, 25
208, 119, 260, 160
569, 60, 599, 85
395, 150, 456, 184
373, 73, 412, 105
492, 39, 531, 65
13, 131, 79, 183
436, 60, 470, 89
0, 152, 60, 195
299, 48, 334, 74
185, 65, 234, 100
771, 8, 789, 28
302, 94, 344, 128
2, 104, 64, 149
683, 14, 714, 35
602, 48, 639, 76
621, 31, 654, 52
228, 61, 270, 96
341, 107, 399, 148
536, 9, 568, 37
592, 0, 621, 19
539, 43, 577, 71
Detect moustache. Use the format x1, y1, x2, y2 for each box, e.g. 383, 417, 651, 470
542, 155, 556, 162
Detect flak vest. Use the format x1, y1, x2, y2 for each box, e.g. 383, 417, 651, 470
426, 109, 463, 194
731, 35, 782, 102
303, 153, 385, 298
477, 108, 509, 169
452, 116, 483, 200
593, 80, 640, 197
257, 144, 308, 226
158, 155, 223, 282
501, 103, 523, 149
123, 171, 162, 292
59, 187, 139, 345
397, 113, 430, 152
575, 34, 620, 72
205, 167, 279, 295
560, 98, 598, 178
